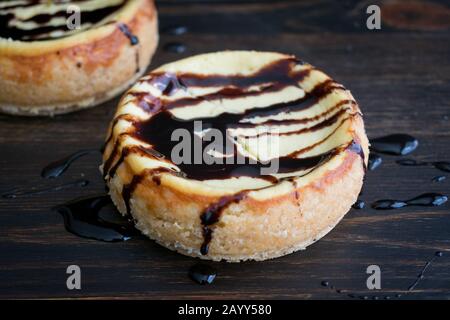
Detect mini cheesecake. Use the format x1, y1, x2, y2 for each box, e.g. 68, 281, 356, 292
102, 51, 369, 262
0, 0, 158, 116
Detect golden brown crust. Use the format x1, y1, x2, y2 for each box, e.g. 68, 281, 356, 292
0, 0, 158, 116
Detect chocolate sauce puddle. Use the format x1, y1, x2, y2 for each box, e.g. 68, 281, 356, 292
41, 149, 99, 179
396, 159, 450, 173
53, 194, 139, 242
1, 179, 88, 199
371, 134, 418, 155
371, 193, 447, 210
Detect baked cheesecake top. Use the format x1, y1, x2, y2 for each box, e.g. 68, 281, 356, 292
0, 0, 128, 41
103, 51, 365, 197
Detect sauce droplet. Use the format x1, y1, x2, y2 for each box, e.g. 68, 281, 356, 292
352, 199, 365, 209
188, 264, 217, 284
163, 42, 186, 53
368, 153, 382, 171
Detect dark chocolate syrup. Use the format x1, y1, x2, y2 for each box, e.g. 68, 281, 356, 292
117, 23, 139, 46
1, 179, 88, 199
407, 251, 444, 292
396, 159, 450, 173
188, 264, 217, 285
368, 153, 382, 171
371, 134, 418, 155
163, 42, 186, 54
371, 193, 447, 210
102, 58, 364, 255
0, 1, 126, 41
352, 199, 365, 209
200, 192, 247, 255
432, 175, 446, 182
53, 194, 139, 242
41, 149, 99, 179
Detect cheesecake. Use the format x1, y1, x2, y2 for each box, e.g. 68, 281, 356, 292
102, 51, 369, 261
0, 0, 158, 116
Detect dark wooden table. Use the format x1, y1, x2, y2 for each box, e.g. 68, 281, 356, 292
1, 0, 449, 299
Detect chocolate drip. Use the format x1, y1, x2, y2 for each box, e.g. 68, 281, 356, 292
396, 159, 450, 173
371, 134, 418, 155
200, 192, 247, 255
371, 193, 447, 210
41, 149, 99, 179
117, 23, 139, 46
121, 167, 173, 216
53, 194, 139, 242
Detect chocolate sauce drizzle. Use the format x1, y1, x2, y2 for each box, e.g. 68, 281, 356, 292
102, 58, 364, 255
0, 0, 127, 41
53, 194, 139, 242
41, 149, 99, 179
371, 193, 448, 210
396, 159, 450, 173
117, 23, 139, 46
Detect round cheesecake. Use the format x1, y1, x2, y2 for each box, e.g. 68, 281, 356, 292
102, 51, 369, 262
0, 0, 158, 116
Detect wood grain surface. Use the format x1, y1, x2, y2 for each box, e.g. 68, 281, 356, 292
0, 0, 449, 299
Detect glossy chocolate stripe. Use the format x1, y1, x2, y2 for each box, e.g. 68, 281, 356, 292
150, 58, 303, 89
239, 109, 350, 138
0, 0, 126, 41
